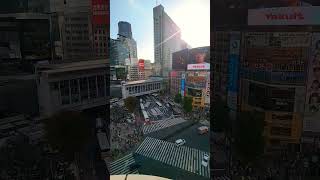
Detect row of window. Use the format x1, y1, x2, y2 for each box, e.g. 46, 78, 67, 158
126, 83, 161, 95
50, 75, 107, 105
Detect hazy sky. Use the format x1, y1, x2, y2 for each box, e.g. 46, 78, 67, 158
110, 0, 210, 62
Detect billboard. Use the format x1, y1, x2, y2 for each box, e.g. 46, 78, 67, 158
248, 6, 320, 26
186, 75, 207, 89
187, 63, 210, 70
304, 33, 320, 132
181, 73, 186, 96
188, 47, 210, 64
228, 32, 240, 93
187, 88, 202, 97
172, 49, 189, 71
138, 59, 144, 70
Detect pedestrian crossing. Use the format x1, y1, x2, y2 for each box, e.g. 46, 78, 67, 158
143, 117, 186, 134
110, 153, 139, 175
213, 176, 230, 180
135, 137, 210, 178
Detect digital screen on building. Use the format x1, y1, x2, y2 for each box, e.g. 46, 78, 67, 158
187, 88, 202, 97
186, 75, 206, 89
172, 49, 189, 71
188, 47, 210, 64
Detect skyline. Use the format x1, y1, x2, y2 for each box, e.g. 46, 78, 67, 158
110, 0, 210, 63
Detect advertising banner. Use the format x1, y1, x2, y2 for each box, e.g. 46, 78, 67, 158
304, 33, 320, 132
187, 63, 210, 70
186, 75, 206, 89
181, 73, 186, 96
188, 47, 210, 64
172, 49, 189, 71
248, 6, 320, 26
228, 31, 241, 116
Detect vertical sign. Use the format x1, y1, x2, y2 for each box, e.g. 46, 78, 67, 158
227, 31, 241, 112
304, 33, 320, 133
181, 73, 186, 96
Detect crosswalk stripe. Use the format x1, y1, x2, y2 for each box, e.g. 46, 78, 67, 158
143, 118, 187, 134
135, 137, 209, 178
110, 153, 140, 175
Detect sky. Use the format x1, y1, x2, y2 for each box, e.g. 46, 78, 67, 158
110, 0, 210, 63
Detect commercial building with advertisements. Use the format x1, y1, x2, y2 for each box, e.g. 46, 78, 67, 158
214, 4, 320, 151
186, 64, 210, 108
170, 46, 210, 108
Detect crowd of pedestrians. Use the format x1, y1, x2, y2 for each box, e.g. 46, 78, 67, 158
110, 104, 143, 160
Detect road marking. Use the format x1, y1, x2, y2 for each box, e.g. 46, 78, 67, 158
110, 153, 139, 175
135, 137, 210, 178
142, 117, 187, 134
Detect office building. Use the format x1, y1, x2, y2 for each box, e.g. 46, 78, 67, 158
110, 38, 129, 65
118, 21, 132, 39
92, 0, 109, 58
153, 4, 189, 77
128, 65, 139, 81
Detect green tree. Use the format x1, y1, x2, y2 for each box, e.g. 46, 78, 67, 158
235, 111, 265, 164
212, 97, 230, 133
183, 96, 193, 113
174, 93, 182, 104
124, 96, 138, 113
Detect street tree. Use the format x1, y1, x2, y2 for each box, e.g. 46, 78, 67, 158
183, 96, 193, 113
44, 111, 91, 179
174, 93, 182, 104
235, 111, 265, 164
124, 96, 138, 113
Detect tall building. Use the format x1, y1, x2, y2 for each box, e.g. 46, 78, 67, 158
118, 35, 137, 59
128, 65, 139, 81
110, 38, 129, 65
144, 60, 153, 79
153, 4, 188, 77
91, 0, 109, 58
118, 21, 132, 39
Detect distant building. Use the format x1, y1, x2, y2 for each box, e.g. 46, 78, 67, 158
110, 38, 129, 66
153, 4, 189, 77
118, 21, 132, 39
128, 65, 139, 81
121, 78, 163, 99
144, 60, 153, 79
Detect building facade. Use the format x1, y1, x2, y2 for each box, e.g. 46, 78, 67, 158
153, 4, 189, 77
36, 60, 108, 117
121, 78, 163, 99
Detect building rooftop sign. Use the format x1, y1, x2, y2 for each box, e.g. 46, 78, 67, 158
187, 63, 210, 70
248, 6, 320, 25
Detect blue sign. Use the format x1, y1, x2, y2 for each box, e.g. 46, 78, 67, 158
228, 54, 239, 92
181, 79, 185, 96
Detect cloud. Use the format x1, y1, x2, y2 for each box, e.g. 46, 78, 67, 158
128, 0, 135, 5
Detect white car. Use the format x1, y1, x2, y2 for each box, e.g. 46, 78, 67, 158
201, 154, 209, 167
175, 139, 186, 146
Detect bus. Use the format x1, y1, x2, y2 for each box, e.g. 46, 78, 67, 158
142, 110, 149, 122
156, 101, 162, 107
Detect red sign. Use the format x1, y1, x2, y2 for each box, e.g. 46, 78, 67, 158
138, 59, 144, 70
187, 63, 210, 70
170, 71, 177, 77
265, 12, 304, 21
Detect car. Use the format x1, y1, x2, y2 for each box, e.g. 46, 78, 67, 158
201, 154, 209, 167
129, 163, 141, 171
175, 139, 186, 146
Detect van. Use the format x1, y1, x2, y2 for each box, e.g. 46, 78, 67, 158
198, 126, 209, 135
